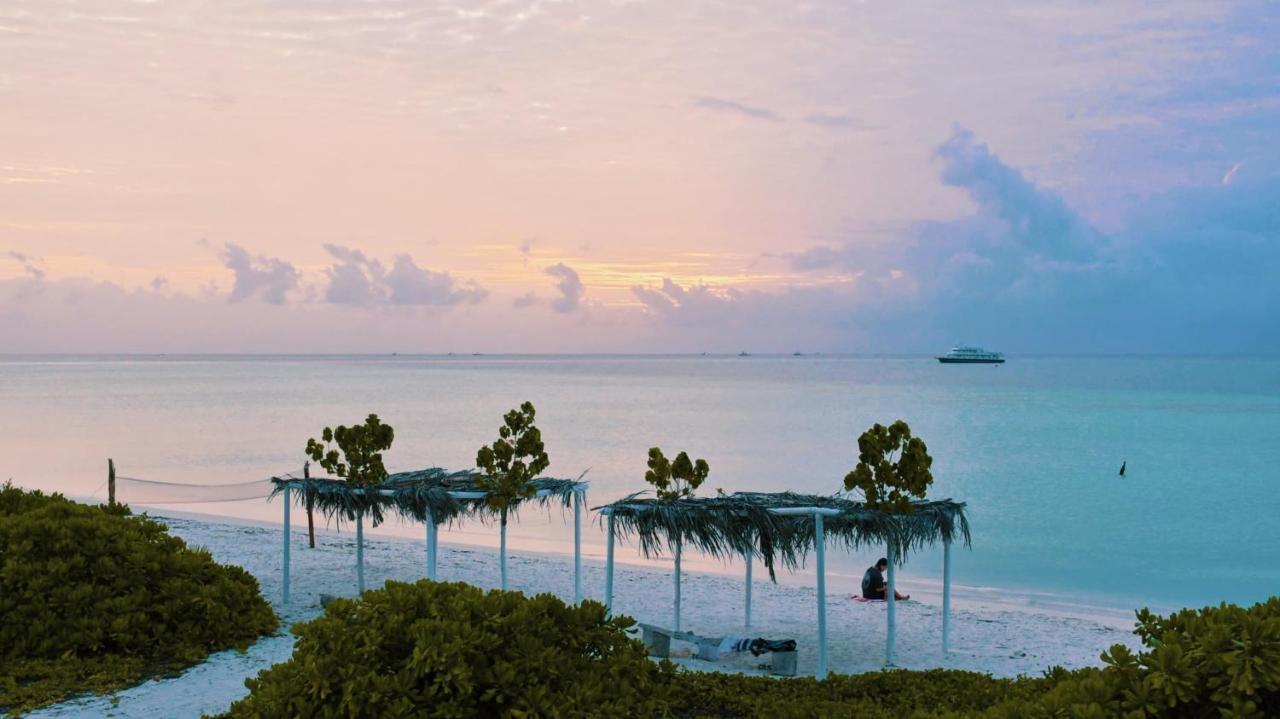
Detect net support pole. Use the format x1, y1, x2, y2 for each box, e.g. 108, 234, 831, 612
744, 550, 753, 629
942, 536, 952, 656
674, 542, 682, 632
815, 511, 828, 679
605, 512, 615, 614
426, 507, 437, 581
573, 488, 583, 604
282, 483, 291, 606
886, 537, 897, 667
356, 507, 365, 595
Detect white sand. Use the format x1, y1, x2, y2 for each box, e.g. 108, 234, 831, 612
29, 512, 1142, 718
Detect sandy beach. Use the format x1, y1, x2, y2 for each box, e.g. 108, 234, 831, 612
28, 510, 1142, 718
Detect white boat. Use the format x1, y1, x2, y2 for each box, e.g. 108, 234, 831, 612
936, 345, 1005, 364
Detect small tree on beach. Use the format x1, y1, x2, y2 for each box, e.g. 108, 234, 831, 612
305, 413, 396, 487
644, 448, 709, 501
476, 401, 549, 590
843, 419, 933, 514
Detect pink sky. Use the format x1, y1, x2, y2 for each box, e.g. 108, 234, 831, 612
2, 1, 1276, 353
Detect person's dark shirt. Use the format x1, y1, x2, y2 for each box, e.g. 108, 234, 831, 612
861, 565, 885, 598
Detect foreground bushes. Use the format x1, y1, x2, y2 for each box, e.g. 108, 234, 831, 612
224, 577, 1280, 719
221, 580, 671, 718
0, 484, 277, 715
669, 669, 1051, 719
985, 598, 1280, 718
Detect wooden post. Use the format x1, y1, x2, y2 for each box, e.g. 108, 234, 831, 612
573, 488, 583, 604
605, 512, 615, 613
744, 549, 753, 628
815, 512, 828, 679
942, 537, 952, 656
356, 507, 365, 594
886, 537, 897, 667
500, 512, 509, 591
282, 483, 291, 605
426, 506, 437, 580
304, 462, 315, 549
107, 458, 116, 506
674, 541, 682, 632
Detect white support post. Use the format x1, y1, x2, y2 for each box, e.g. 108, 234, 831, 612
426, 507, 437, 581
674, 542, 682, 632
815, 512, 828, 679
942, 537, 952, 656
886, 538, 896, 667
282, 483, 291, 605
356, 507, 365, 595
605, 512, 616, 613
574, 489, 583, 604
744, 550, 753, 629
500, 518, 509, 590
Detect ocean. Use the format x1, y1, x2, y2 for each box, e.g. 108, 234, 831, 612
3, 354, 1277, 615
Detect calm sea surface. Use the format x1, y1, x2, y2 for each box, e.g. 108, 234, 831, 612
3, 354, 1277, 613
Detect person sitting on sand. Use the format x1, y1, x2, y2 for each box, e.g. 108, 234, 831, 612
861, 558, 909, 600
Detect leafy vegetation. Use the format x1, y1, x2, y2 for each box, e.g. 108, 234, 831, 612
843, 419, 934, 514
0, 484, 276, 716
476, 401, 550, 589
668, 669, 1051, 719
219, 580, 671, 719
219, 571, 1280, 718
304, 413, 395, 487
644, 447, 709, 501
985, 598, 1280, 718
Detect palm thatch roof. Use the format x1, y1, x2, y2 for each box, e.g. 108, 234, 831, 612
596, 491, 969, 581
269, 467, 584, 528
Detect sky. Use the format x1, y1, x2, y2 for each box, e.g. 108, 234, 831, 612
1, 1, 1277, 354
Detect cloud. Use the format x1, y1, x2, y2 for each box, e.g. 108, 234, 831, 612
778, 126, 1280, 352
545, 263, 584, 313
692, 96, 783, 122
322, 244, 382, 306
512, 291, 539, 308
385, 255, 487, 306
220, 243, 298, 304
322, 245, 487, 307
7, 251, 46, 280
803, 113, 872, 130
1222, 161, 1244, 185
934, 126, 1104, 264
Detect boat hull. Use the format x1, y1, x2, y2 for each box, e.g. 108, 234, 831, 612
937, 357, 1005, 364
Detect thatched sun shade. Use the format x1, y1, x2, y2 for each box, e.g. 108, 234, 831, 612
596, 491, 970, 581
270, 468, 584, 527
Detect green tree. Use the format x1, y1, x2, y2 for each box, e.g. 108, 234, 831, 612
644, 448, 709, 501
304, 413, 395, 487
476, 401, 549, 590
843, 419, 933, 514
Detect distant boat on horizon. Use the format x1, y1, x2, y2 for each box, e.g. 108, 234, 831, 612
936, 345, 1005, 364
738, 351, 751, 357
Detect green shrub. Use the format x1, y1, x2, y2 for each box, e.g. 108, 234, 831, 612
0, 484, 277, 715
220, 580, 673, 719
985, 599, 1280, 718
668, 669, 1051, 718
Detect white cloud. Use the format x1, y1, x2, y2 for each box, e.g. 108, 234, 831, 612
545, 263, 583, 313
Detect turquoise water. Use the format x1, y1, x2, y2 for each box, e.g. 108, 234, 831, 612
3, 354, 1277, 612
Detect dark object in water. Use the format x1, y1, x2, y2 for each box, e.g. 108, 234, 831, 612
1119, 461, 1127, 477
